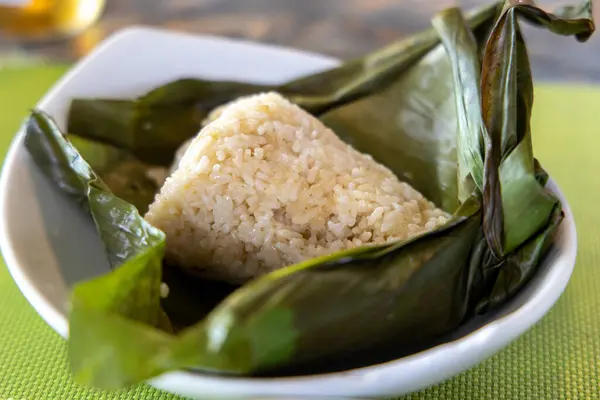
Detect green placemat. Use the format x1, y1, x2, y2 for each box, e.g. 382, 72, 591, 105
0, 66, 598, 400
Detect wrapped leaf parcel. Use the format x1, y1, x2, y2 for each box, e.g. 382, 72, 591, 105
24, 0, 594, 389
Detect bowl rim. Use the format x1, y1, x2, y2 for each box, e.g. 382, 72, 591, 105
0, 26, 578, 397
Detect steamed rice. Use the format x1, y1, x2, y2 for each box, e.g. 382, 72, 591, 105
144, 92, 450, 283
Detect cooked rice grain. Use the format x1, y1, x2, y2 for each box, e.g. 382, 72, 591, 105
144, 92, 450, 283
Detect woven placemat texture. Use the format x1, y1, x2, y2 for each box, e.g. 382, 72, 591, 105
0, 67, 598, 400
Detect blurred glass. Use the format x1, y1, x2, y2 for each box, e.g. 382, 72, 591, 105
0, 0, 105, 40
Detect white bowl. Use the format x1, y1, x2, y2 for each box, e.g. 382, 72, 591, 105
0, 27, 577, 399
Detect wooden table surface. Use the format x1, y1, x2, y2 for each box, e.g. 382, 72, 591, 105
0, 0, 599, 81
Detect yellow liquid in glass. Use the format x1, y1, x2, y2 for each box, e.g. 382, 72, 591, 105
0, 0, 105, 39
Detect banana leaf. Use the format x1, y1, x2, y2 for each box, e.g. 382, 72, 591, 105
68, 135, 163, 214
23, 0, 594, 390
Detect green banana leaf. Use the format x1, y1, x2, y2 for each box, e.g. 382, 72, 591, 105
68, 135, 162, 214
23, 0, 594, 390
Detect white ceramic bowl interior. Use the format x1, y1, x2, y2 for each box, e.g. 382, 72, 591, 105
0, 27, 577, 399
